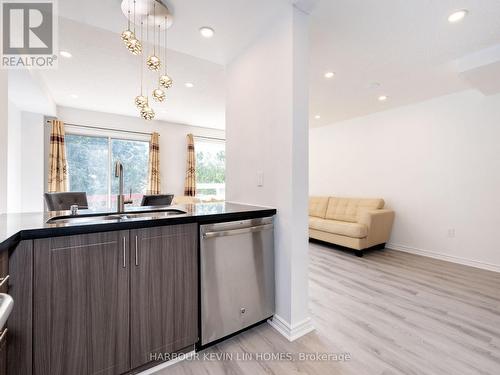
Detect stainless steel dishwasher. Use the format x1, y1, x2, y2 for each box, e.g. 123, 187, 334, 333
200, 216, 275, 346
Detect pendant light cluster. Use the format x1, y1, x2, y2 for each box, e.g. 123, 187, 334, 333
121, 0, 173, 121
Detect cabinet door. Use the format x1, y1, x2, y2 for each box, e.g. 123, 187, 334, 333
7, 240, 33, 375
130, 224, 198, 369
33, 231, 130, 375
0, 250, 7, 375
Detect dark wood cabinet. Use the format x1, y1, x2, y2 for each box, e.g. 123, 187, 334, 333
130, 224, 198, 368
0, 329, 6, 375
0, 250, 8, 294
7, 240, 33, 375
0, 250, 8, 375
33, 231, 130, 375
21, 223, 199, 375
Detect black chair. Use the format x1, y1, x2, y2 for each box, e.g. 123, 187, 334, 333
141, 194, 174, 207
44, 192, 89, 211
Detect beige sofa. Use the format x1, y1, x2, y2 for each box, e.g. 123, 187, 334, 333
309, 197, 395, 257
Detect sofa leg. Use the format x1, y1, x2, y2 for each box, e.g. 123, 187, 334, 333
354, 250, 364, 257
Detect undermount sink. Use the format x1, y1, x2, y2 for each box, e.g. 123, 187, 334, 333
46, 209, 187, 224
0, 293, 14, 331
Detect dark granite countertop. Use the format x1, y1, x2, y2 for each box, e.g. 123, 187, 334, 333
0, 202, 276, 252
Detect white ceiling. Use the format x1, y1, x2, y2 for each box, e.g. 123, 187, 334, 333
35, 0, 500, 129
57, 0, 290, 65
36, 0, 292, 129
309, 0, 500, 126
8, 70, 56, 115
40, 17, 226, 129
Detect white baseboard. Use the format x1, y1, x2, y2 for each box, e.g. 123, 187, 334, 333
267, 314, 315, 341
139, 350, 196, 374
387, 243, 500, 273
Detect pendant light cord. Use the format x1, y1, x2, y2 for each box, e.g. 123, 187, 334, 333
133, 0, 136, 33
157, 22, 161, 79
153, 1, 156, 55
127, 0, 131, 30
140, 20, 143, 95
146, 11, 149, 95
164, 16, 167, 75
158, 24, 161, 71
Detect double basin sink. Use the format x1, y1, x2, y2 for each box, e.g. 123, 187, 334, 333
46, 208, 187, 225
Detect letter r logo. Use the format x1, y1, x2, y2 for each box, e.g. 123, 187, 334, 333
2, 2, 53, 55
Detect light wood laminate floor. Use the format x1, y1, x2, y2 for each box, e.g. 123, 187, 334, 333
158, 242, 500, 375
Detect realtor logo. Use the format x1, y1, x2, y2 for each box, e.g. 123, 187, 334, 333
1, 0, 58, 68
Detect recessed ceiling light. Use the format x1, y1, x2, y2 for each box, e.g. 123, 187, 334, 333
70, 94, 78, 99
378, 95, 388, 102
185, 82, 194, 88
314, 115, 321, 119
199, 27, 215, 38
324, 72, 335, 79
448, 9, 468, 23
60, 50, 72, 58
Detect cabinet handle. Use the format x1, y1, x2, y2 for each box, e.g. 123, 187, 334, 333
122, 237, 126, 268
135, 236, 139, 266
0, 275, 9, 288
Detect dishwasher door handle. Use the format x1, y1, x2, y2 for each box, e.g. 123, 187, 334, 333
203, 223, 273, 239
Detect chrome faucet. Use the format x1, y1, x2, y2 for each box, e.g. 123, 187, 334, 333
114, 161, 133, 212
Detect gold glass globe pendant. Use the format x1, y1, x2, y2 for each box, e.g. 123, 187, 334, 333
152, 88, 165, 102
146, 2, 161, 71
135, 95, 148, 108
141, 105, 155, 120
121, 1, 134, 45
159, 74, 172, 89
122, 1, 142, 55
158, 17, 173, 91
121, 29, 134, 43
127, 38, 142, 55
146, 55, 161, 71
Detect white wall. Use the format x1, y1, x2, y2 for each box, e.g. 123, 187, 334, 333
310, 89, 500, 270
226, 6, 312, 338
4, 107, 48, 214
21, 112, 46, 213
0, 71, 7, 214
7, 101, 22, 213
57, 106, 225, 198
5, 69, 57, 213
8, 70, 56, 116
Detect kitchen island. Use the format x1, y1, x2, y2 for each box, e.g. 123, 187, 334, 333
0, 202, 276, 375
0, 202, 276, 252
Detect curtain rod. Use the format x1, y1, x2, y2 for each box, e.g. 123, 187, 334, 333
193, 135, 226, 141
45, 120, 225, 140
45, 120, 154, 137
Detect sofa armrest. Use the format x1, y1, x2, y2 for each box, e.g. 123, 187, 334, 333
358, 209, 395, 247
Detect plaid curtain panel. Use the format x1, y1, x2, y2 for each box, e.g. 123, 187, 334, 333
147, 132, 161, 195
47, 119, 68, 193
184, 134, 196, 197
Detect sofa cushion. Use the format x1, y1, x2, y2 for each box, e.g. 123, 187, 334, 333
325, 197, 384, 223
309, 196, 329, 218
309, 217, 368, 239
